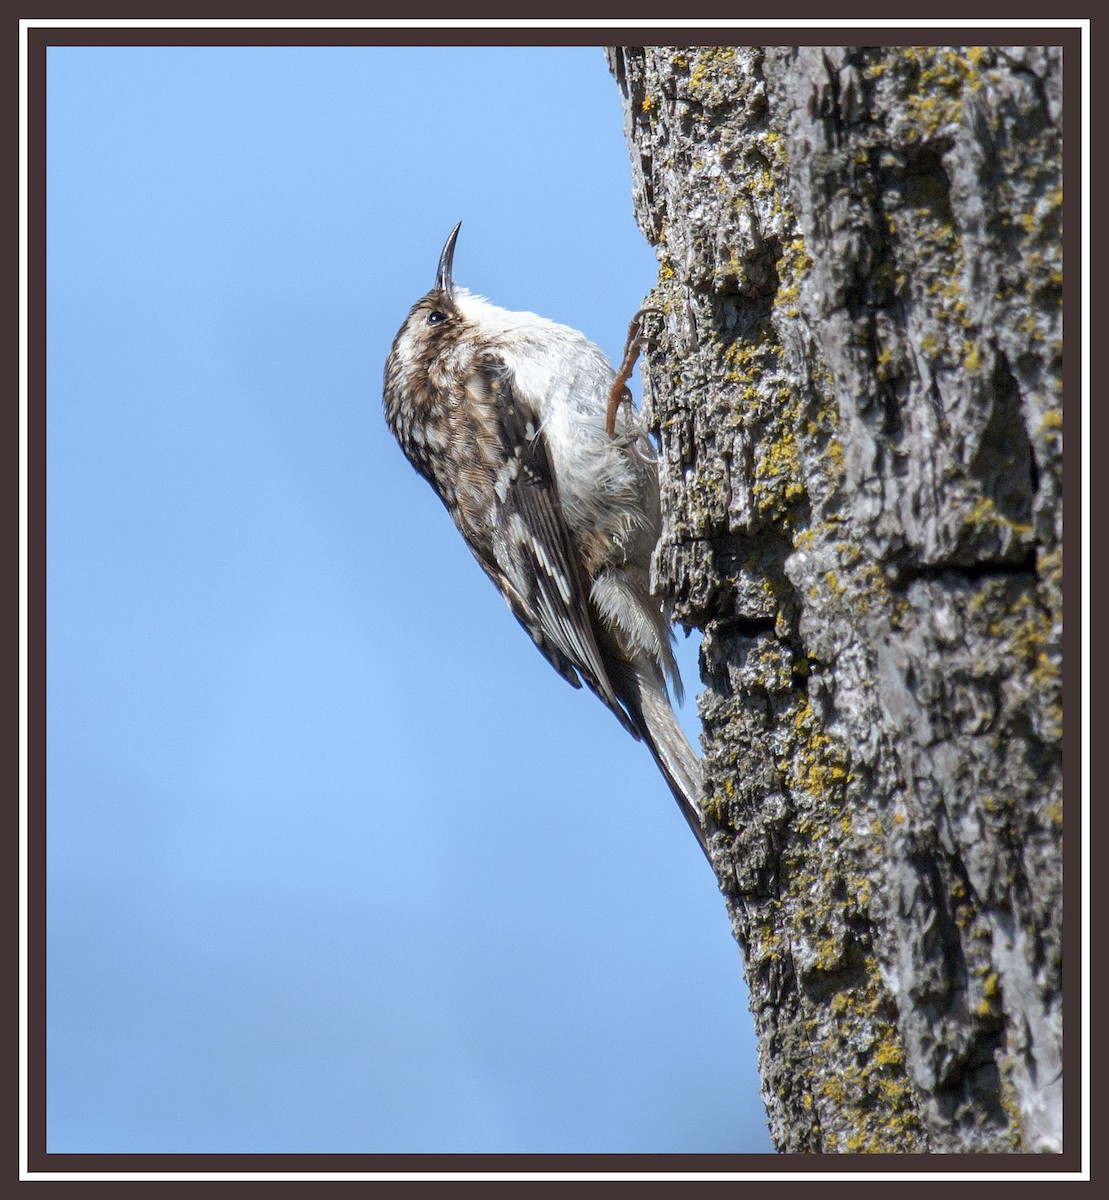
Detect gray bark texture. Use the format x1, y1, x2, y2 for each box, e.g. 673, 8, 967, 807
607, 45, 1063, 1154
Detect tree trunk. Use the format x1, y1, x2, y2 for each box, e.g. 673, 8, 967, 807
607, 44, 1063, 1155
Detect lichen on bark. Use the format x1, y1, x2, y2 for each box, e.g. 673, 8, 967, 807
607, 44, 1062, 1154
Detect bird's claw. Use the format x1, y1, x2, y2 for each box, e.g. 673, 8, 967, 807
606, 308, 665, 439
625, 307, 664, 355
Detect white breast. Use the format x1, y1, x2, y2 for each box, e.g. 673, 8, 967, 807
454, 291, 660, 559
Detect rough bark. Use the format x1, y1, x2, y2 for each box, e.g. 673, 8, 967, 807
607, 45, 1063, 1155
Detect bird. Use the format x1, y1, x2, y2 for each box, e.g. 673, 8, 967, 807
382, 223, 708, 859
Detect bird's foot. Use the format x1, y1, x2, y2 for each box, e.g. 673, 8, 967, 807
605, 308, 664, 439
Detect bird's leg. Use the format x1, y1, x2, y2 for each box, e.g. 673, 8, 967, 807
606, 308, 662, 438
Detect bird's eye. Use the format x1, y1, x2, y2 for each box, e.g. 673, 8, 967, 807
427, 310, 446, 326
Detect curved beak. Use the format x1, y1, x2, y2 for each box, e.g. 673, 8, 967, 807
435, 222, 462, 299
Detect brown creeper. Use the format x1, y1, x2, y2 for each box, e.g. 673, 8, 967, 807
383, 224, 707, 857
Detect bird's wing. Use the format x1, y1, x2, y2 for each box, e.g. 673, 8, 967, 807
470, 357, 638, 739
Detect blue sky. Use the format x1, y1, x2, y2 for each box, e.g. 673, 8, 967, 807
45, 43, 772, 1155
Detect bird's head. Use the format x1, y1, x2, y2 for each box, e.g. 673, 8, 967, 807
384, 222, 470, 394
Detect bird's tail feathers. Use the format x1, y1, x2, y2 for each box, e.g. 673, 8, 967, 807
616, 662, 709, 860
